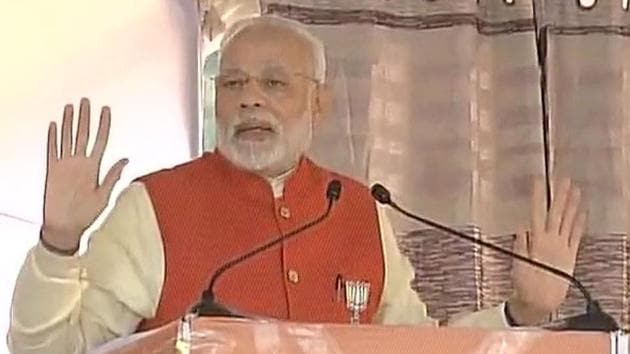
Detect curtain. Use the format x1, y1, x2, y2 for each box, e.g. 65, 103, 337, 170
202, 0, 630, 329
541, 0, 630, 328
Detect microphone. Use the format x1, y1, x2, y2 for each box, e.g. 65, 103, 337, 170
190, 180, 343, 317
370, 183, 619, 332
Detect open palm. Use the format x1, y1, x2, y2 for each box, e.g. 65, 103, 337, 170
509, 178, 585, 324
42, 98, 128, 251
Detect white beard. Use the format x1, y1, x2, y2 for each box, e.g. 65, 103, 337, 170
216, 109, 313, 177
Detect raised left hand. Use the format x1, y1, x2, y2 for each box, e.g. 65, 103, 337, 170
508, 177, 586, 326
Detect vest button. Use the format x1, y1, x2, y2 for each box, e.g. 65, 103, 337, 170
279, 206, 291, 219
287, 269, 299, 284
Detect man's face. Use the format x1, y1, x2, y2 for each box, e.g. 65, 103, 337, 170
215, 25, 319, 177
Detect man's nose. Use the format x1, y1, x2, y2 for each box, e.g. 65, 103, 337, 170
240, 101, 262, 109
239, 81, 265, 109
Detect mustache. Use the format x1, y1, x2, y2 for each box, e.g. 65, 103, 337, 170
228, 114, 282, 135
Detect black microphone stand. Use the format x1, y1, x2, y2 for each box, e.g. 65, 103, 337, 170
190, 180, 342, 318
371, 184, 619, 332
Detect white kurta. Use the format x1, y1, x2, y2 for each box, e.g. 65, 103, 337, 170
7, 179, 508, 354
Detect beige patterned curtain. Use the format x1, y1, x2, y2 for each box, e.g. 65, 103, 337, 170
201, 0, 630, 329
541, 0, 630, 328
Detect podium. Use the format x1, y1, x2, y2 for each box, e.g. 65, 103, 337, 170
92, 316, 627, 354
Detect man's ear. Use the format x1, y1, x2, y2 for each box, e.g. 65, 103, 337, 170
313, 82, 333, 126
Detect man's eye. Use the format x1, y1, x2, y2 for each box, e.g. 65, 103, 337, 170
222, 78, 245, 88
265, 79, 287, 88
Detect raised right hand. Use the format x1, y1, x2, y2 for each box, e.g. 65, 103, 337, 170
41, 98, 129, 252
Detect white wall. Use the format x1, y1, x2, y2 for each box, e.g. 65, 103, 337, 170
0, 1, 199, 353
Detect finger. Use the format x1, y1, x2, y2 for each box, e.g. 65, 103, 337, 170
75, 98, 91, 156
513, 228, 529, 257
546, 178, 571, 236
531, 177, 547, 236
90, 106, 111, 161
98, 158, 129, 199
60, 104, 74, 158
560, 186, 581, 240
569, 211, 587, 252
512, 229, 534, 274
47, 122, 58, 166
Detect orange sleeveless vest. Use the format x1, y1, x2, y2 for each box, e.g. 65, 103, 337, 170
135, 152, 385, 331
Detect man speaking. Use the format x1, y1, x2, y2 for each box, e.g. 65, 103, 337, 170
8, 15, 585, 354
